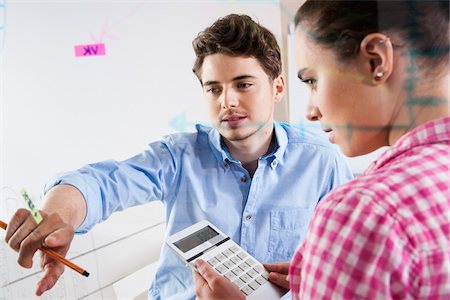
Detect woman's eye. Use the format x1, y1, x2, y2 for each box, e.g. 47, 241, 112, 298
301, 78, 316, 86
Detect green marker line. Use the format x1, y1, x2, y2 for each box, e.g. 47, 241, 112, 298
20, 189, 43, 224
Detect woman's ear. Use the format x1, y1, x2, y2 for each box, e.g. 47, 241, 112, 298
273, 75, 285, 103
359, 33, 394, 85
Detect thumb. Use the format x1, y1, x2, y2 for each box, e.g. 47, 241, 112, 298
44, 228, 72, 248
268, 272, 290, 290
195, 259, 216, 283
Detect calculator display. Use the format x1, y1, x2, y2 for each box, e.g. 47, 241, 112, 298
174, 226, 219, 253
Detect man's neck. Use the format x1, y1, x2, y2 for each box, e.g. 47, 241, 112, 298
223, 125, 276, 176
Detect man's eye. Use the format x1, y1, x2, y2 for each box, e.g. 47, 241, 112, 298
207, 87, 221, 93
237, 83, 252, 89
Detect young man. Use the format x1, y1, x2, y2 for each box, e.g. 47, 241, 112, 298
5, 14, 352, 299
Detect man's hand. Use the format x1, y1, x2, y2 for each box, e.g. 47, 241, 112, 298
193, 258, 245, 300
5, 208, 75, 296
264, 261, 290, 290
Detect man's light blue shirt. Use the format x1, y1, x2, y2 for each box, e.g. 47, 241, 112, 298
43, 122, 353, 300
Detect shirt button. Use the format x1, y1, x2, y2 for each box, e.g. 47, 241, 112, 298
245, 214, 252, 221
271, 160, 278, 168
241, 176, 247, 183
223, 163, 229, 168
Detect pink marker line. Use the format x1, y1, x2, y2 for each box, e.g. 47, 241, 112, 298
74, 43, 106, 57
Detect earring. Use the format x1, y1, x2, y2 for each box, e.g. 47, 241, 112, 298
375, 71, 384, 80
379, 37, 390, 44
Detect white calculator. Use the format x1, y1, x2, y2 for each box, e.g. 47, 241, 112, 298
166, 220, 287, 299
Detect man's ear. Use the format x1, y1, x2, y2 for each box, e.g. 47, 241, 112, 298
359, 33, 394, 85
273, 75, 285, 103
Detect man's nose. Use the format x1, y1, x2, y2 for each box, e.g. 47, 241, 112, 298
220, 89, 239, 109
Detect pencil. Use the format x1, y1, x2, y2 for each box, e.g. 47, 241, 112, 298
0, 219, 89, 277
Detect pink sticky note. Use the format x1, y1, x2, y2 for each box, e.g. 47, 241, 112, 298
74, 43, 106, 57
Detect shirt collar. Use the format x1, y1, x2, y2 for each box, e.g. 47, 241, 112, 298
365, 116, 450, 174
207, 122, 288, 164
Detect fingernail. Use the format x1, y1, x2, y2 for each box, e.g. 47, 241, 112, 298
44, 236, 55, 246
195, 259, 203, 267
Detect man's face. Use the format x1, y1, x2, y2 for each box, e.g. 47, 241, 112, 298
200, 53, 283, 143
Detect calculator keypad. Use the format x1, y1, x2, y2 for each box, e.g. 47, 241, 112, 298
207, 245, 270, 296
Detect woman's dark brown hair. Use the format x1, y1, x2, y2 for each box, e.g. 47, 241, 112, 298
295, 0, 449, 71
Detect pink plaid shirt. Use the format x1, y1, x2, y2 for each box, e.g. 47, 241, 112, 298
289, 117, 450, 299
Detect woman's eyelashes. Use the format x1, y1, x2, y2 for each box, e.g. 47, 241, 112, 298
300, 77, 317, 89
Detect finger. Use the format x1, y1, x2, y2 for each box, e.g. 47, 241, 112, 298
193, 261, 213, 299
195, 259, 220, 286
16, 217, 55, 269
43, 226, 74, 249
5, 209, 34, 247
263, 261, 290, 274
268, 272, 290, 290
7, 216, 38, 252
35, 260, 65, 296
16, 211, 73, 269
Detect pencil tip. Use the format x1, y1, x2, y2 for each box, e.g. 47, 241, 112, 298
83, 271, 90, 277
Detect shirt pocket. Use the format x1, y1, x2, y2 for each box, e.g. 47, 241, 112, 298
267, 207, 314, 262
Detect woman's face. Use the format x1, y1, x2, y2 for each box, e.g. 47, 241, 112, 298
295, 26, 396, 157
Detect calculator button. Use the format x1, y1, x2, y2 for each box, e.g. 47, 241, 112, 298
261, 270, 269, 280
215, 264, 228, 274
248, 280, 260, 290
253, 265, 265, 273
237, 252, 248, 260
223, 260, 235, 269
207, 258, 219, 266
241, 285, 254, 296
215, 253, 226, 262
240, 273, 252, 283
245, 258, 257, 266
255, 275, 267, 285
230, 256, 241, 264
231, 267, 244, 276
229, 245, 239, 253
222, 249, 233, 257
239, 262, 251, 272
247, 269, 258, 278
224, 272, 237, 282
233, 278, 246, 288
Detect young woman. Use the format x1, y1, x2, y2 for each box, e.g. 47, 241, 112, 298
193, 1, 449, 299
289, 1, 449, 299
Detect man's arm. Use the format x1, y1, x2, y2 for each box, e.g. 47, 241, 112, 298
41, 184, 87, 228
5, 184, 86, 296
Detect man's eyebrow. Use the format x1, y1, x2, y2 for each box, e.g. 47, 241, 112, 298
232, 75, 256, 81
202, 75, 257, 87
202, 80, 219, 87
297, 68, 308, 80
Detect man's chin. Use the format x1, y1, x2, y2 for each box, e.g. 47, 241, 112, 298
219, 129, 254, 142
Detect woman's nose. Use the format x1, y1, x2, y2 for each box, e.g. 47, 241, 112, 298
306, 104, 321, 121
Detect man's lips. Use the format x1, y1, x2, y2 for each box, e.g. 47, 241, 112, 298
222, 115, 246, 122
221, 115, 247, 127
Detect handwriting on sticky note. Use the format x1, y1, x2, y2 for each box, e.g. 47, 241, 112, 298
74, 43, 106, 57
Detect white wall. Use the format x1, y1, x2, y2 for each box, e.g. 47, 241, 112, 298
0, 1, 284, 299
